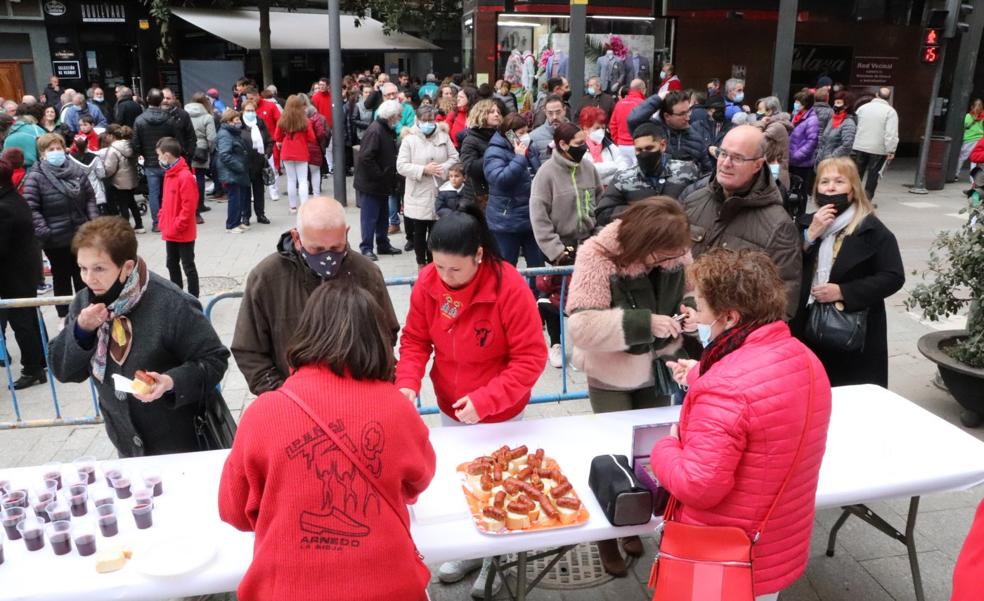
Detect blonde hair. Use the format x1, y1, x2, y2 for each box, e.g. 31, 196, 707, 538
814, 156, 873, 235
467, 99, 499, 129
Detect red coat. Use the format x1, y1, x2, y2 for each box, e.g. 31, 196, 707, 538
275, 121, 317, 163
449, 107, 469, 149
952, 498, 984, 601
970, 136, 984, 165
311, 90, 333, 129
219, 365, 436, 601
395, 261, 547, 423
609, 90, 646, 146
650, 322, 832, 596
158, 157, 198, 243
256, 99, 282, 168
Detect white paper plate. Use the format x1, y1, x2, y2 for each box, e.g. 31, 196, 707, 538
131, 536, 218, 578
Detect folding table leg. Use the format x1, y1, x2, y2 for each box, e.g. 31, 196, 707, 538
515, 552, 528, 601
905, 497, 925, 601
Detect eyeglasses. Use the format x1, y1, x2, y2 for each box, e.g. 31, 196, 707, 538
668, 109, 692, 118
713, 147, 763, 165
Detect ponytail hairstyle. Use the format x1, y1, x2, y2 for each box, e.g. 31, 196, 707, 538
428, 203, 503, 283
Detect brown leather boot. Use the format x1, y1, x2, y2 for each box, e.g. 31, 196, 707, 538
621, 535, 644, 557
597, 538, 628, 577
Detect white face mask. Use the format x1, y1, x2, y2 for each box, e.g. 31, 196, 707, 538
519, 133, 531, 146
588, 129, 605, 144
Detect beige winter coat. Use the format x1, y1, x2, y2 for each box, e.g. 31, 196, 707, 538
396, 123, 459, 221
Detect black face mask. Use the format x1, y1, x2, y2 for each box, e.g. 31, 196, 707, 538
712, 110, 725, 123
636, 150, 663, 176
565, 144, 587, 163
89, 275, 126, 306
816, 192, 852, 215
833, 105, 846, 113
562, 90, 572, 102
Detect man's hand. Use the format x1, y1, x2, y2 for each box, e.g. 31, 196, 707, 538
133, 372, 174, 403
77, 303, 110, 332
651, 315, 682, 339
452, 396, 479, 424
886, 153, 895, 162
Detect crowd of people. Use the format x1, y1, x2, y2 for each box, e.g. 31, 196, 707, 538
10, 61, 984, 601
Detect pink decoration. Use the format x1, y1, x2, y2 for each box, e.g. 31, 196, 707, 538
609, 35, 628, 60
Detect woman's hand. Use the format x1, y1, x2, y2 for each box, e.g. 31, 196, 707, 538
665, 359, 697, 386
452, 395, 479, 424
422, 162, 442, 177
811, 283, 843, 303
807, 205, 838, 243
669, 423, 680, 439
678, 304, 698, 333
651, 314, 682, 339
513, 140, 528, 156
77, 303, 110, 332
400, 387, 417, 403
132, 371, 174, 403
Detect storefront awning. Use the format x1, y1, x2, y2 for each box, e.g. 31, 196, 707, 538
171, 8, 441, 52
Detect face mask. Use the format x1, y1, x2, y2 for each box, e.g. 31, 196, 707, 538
712, 110, 725, 123
161, 160, 176, 170
562, 91, 572, 101
89, 272, 126, 306
733, 92, 745, 103
833, 105, 846, 113
586, 86, 597, 97
519, 133, 531, 146
793, 101, 803, 113
707, 86, 716, 96
93, 96, 104, 103
636, 150, 662, 176
243, 112, 257, 125
660, 70, 668, 79
769, 163, 781, 180
816, 192, 852, 215
565, 144, 587, 163
419, 122, 437, 136
756, 112, 766, 119
588, 129, 605, 144
45, 151, 66, 167
300, 247, 347, 280
696, 317, 722, 348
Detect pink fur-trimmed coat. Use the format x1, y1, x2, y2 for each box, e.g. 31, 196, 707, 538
566, 221, 686, 389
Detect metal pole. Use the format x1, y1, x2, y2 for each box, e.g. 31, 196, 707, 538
568, 0, 587, 115
328, 0, 347, 205
911, 43, 948, 194
944, 6, 984, 182
771, 0, 798, 102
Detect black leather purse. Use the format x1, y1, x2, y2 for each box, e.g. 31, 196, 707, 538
804, 301, 868, 353
195, 387, 237, 451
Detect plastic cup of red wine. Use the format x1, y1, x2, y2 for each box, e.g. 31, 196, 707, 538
46, 520, 72, 556
69, 485, 89, 517
1, 490, 28, 511
102, 465, 122, 488
96, 504, 118, 537
131, 502, 153, 530
110, 475, 132, 500
0, 479, 10, 495
141, 466, 163, 497
1, 507, 25, 540
45, 500, 72, 523
73, 523, 97, 557
131, 483, 153, 508
17, 516, 45, 551
41, 463, 63, 490
90, 485, 114, 509
0, 528, 5, 565
73, 456, 98, 485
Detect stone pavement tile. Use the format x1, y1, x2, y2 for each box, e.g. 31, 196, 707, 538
908, 505, 979, 560
558, 578, 650, 600
813, 504, 937, 561
884, 486, 984, 516
801, 546, 894, 601
780, 575, 823, 601
860, 550, 955, 601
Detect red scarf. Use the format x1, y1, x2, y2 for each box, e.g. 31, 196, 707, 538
698, 321, 762, 375
832, 111, 848, 129
792, 109, 806, 126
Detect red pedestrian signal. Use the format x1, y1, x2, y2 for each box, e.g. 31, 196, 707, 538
922, 46, 940, 64
925, 29, 939, 45
921, 25, 942, 64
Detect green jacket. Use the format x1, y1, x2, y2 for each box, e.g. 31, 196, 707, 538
3, 120, 46, 167
964, 113, 984, 144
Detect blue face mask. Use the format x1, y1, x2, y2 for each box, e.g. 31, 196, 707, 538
419, 122, 437, 136
586, 86, 597, 97
243, 112, 257, 125
161, 160, 176, 171
733, 92, 745, 103
793, 101, 803, 113
696, 317, 721, 348
45, 151, 66, 167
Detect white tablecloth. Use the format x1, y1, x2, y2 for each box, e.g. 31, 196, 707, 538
2, 385, 984, 600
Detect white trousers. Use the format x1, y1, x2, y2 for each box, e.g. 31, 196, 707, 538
283, 160, 309, 208
309, 164, 321, 196
325, 138, 334, 171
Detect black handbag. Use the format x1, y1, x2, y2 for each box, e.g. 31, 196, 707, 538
261, 164, 276, 186
194, 387, 237, 451
193, 146, 209, 164
588, 454, 653, 526
804, 301, 868, 353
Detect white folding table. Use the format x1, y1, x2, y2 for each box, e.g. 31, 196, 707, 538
1, 385, 983, 601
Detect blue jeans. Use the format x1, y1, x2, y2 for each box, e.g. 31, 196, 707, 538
388, 194, 401, 227
224, 183, 245, 229
145, 165, 164, 226
359, 192, 392, 254
493, 230, 545, 268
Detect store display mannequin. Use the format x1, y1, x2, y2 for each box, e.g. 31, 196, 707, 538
628, 50, 652, 89
547, 50, 568, 79
504, 49, 523, 85
597, 49, 624, 93
521, 50, 536, 93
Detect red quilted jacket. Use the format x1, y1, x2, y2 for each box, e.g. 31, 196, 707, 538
650, 321, 832, 596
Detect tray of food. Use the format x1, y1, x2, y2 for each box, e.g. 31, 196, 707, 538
457, 445, 589, 535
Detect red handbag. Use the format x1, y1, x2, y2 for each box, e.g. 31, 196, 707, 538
649, 361, 816, 601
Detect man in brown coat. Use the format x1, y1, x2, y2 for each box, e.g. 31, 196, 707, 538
231, 196, 399, 395
683, 125, 802, 319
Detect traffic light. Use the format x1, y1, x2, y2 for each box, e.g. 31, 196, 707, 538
945, 0, 974, 38
921, 10, 946, 64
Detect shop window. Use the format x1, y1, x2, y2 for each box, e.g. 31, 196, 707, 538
3, 0, 43, 18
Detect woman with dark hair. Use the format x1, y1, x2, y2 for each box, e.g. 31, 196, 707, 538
396, 203, 546, 596
815, 90, 857, 164
220, 280, 435, 601
566, 197, 697, 575
49, 217, 230, 457
450, 86, 478, 148
789, 89, 820, 196
483, 112, 541, 267
651, 248, 832, 601
0, 154, 46, 389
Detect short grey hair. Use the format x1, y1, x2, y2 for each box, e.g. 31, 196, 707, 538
757, 96, 782, 115
376, 99, 402, 120
725, 78, 744, 94
117, 87, 133, 100
381, 82, 398, 95
416, 104, 437, 121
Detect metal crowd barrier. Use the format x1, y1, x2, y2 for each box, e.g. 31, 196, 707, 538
1, 266, 585, 428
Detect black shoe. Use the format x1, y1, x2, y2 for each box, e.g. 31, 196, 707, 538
377, 246, 403, 256
362, 251, 379, 261
257, 215, 271, 224
151, 225, 160, 233
13, 370, 47, 390
200, 205, 212, 212
195, 215, 205, 225
404, 240, 414, 252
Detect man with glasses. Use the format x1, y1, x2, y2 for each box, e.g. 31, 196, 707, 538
528, 94, 568, 173
628, 89, 712, 186
683, 125, 802, 318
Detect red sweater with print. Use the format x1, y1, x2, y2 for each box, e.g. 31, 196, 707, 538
275, 121, 317, 163
158, 157, 198, 243
218, 365, 436, 601
396, 260, 548, 422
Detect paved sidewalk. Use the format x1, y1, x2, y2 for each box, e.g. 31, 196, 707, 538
1, 161, 982, 601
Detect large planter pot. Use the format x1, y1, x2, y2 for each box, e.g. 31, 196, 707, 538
917, 329, 984, 427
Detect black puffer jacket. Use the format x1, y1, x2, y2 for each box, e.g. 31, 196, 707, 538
114, 99, 143, 128
22, 160, 98, 250
459, 127, 496, 202
0, 185, 42, 297
354, 118, 399, 197
132, 107, 180, 167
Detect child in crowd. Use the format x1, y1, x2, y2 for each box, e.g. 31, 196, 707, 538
76, 115, 99, 151
102, 125, 144, 232
1, 147, 26, 189
157, 137, 200, 298
69, 135, 107, 214
435, 163, 466, 217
